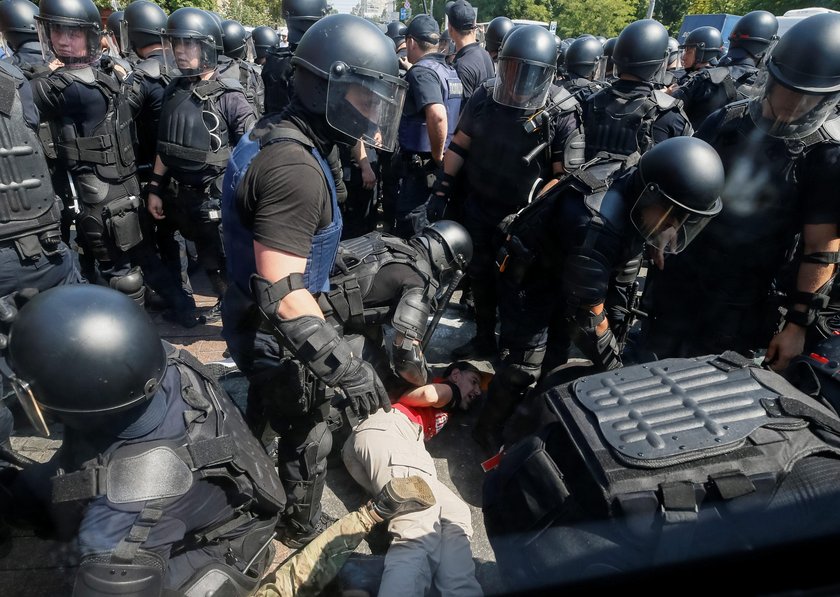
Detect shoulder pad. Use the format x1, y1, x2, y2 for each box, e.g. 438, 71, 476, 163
136, 58, 162, 80
548, 84, 579, 113
820, 115, 840, 143
106, 442, 194, 504
217, 76, 244, 92
0, 59, 25, 83
651, 89, 679, 110
706, 66, 732, 85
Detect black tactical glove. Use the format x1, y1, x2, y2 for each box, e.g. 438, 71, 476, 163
335, 358, 391, 420
251, 275, 391, 421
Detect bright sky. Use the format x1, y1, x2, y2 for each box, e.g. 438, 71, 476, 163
332, 0, 358, 14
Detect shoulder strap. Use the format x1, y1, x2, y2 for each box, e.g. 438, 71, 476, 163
259, 124, 315, 150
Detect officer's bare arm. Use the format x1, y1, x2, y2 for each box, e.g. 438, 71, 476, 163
424, 103, 448, 164
253, 241, 325, 319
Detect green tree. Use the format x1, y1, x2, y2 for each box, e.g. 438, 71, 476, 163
553, 0, 636, 36
223, 0, 283, 26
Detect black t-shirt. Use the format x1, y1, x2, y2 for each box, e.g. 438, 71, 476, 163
366, 262, 426, 306
402, 53, 448, 117
452, 42, 494, 108
236, 120, 333, 258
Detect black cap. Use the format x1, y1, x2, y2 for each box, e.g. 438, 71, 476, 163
407, 14, 440, 44
446, 0, 475, 31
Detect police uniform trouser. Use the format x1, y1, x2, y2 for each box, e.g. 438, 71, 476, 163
395, 154, 434, 239
342, 410, 482, 597
0, 241, 82, 297
222, 316, 332, 534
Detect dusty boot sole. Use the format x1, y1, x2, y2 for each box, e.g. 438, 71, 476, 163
387, 476, 436, 513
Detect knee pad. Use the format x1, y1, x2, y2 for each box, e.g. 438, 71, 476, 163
498, 347, 546, 392
177, 560, 260, 597
302, 421, 332, 479
109, 266, 145, 306
74, 550, 165, 597
77, 212, 110, 261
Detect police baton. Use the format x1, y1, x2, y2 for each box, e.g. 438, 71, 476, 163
421, 269, 464, 352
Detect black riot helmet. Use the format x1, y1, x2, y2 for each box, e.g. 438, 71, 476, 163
222, 19, 247, 59
667, 36, 680, 68
595, 35, 607, 46
0, 0, 39, 52
6, 286, 167, 435
106, 10, 123, 43
485, 16, 514, 56
35, 0, 103, 67
682, 26, 723, 66
630, 137, 724, 255
566, 36, 604, 79
162, 7, 221, 77
385, 20, 407, 47
283, 0, 328, 45
251, 25, 279, 60
729, 10, 779, 58
602, 36, 616, 75
494, 24, 557, 109
555, 36, 569, 73
612, 19, 669, 82
413, 220, 473, 285
122, 0, 167, 54
749, 13, 840, 139
293, 14, 407, 150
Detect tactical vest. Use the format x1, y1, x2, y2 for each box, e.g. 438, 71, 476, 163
221, 122, 343, 295
158, 78, 236, 174
125, 56, 171, 170
561, 77, 603, 103
51, 345, 285, 563
0, 62, 61, 246
398, 57, 462, 153
485, 353, 840, 588
682, 66, 740, 129
729, 62, 761, 98
47, 68, 137, 182
320, 232, 436, 331
467, 82, 580, 208
582, 85, 683, 176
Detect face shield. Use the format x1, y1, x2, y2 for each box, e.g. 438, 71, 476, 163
118, 19, 131, 55
593, 55, 609, 81
104, 30, 122, 58
493, 57, 555, 109
630, 181, 721, 256
162, 33, 218, 77
748, 69, 840, 139
0, 33, 10, 57
245, 36, 256, 63
325, 62, 407, 151
36, 20, 102, 68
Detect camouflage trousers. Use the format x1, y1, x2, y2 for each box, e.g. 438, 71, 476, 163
256, 508, 377, 597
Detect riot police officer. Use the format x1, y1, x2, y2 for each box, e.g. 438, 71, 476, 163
0, 0, 49, 78
385, 19, 408, 64
0, 60, 80, 297
32, 0, 146, 303
581, 19, 691, 181
602, 36, 617, 81
220, 14, 405, 547
220, 19, 264, 116
718, 10, 780, 96
261, 0, 328, 114
474, 136, 725, 453
432, 25, 583, 359
322, 221, 472, 389
146, 7, 256, 317
7, 285, 284, 596
251, 24, 279, 65
484, 16, 514, 62
562, 36, 606, 102
394, 14, 462, 238
641, 14, 840, 368
103, 9, 132, 80
670, 26, 737, 128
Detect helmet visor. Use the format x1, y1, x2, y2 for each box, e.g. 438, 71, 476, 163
493, 57, 555, 109
630, 182, 721, 255
119, 19, 131, 54
162, 34, 218, 77
593, 55, 609, 82
749, 69, 840, 139
325, 63, 408, 151
36, 21, 102, 68
0, 33, 10, 57
245, 36, 256, 63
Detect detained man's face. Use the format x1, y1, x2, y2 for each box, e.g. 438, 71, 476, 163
449, 369, 482, 410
